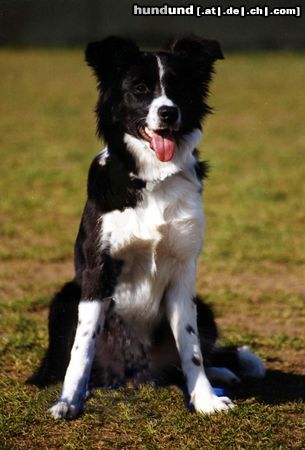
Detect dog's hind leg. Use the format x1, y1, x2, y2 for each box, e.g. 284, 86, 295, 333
49, 299, 106, 419
205, 367, 241, 385
165, 262, 234, 414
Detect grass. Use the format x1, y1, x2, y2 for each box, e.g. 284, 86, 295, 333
1, 49, 305, 449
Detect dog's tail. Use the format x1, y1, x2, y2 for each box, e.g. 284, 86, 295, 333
27, 280, 80, 387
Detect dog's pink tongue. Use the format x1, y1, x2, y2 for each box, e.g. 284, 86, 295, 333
150, 131, 175, 162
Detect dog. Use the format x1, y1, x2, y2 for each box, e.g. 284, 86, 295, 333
29, 35, 265, 419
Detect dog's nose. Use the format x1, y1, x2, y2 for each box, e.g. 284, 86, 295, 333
158, 106, 179, 125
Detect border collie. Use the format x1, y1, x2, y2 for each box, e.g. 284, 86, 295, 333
29, 35, 265, 419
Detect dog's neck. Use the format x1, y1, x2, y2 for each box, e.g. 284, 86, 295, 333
123, 129, 202, 183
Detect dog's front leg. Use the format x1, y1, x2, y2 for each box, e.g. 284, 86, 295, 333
49, 300, 105, 419
166, 262, 234, 414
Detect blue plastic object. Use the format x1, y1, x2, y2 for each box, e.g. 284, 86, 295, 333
213, 387, 227, 397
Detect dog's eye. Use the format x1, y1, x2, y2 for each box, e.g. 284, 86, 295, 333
133, 83, 149, 95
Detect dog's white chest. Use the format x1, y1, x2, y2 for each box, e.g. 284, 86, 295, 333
101, 171, 204, 323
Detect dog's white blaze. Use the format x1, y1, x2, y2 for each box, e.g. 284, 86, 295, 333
145, 56, 181, 130
146, 95, 180, 130
157, 55, 166, 95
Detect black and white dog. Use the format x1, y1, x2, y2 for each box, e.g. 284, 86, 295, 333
30, 35, 265, 419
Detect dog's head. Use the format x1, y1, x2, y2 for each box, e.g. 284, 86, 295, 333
86, 35, 223, 163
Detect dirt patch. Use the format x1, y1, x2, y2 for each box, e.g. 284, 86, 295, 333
200, 263, 305, 298
0, 259, 74, 300
197, 263, 305, 341
266, 348, 305, 375
217, 312, 305, 339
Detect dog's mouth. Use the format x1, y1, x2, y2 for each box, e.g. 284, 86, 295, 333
139, 126, 176, 162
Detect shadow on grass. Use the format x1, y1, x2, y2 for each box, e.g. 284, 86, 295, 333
94, 369, 305, 414
233, 369, 305, 405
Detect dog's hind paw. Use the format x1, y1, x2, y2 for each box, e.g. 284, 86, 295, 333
191, 392, 235, 414
48, 401, 82, 420
238, 345, 266, 379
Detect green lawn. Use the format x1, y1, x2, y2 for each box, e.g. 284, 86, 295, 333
0, 49, 304, 449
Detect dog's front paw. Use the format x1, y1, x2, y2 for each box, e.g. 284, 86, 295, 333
191, 392, 234, 414
48, 400, 83, 420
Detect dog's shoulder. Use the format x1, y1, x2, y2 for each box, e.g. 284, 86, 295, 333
87, 148, 145, 213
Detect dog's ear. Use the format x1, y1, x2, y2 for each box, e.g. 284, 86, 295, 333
168, 35, 224, 63
85, 36, 140, 86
